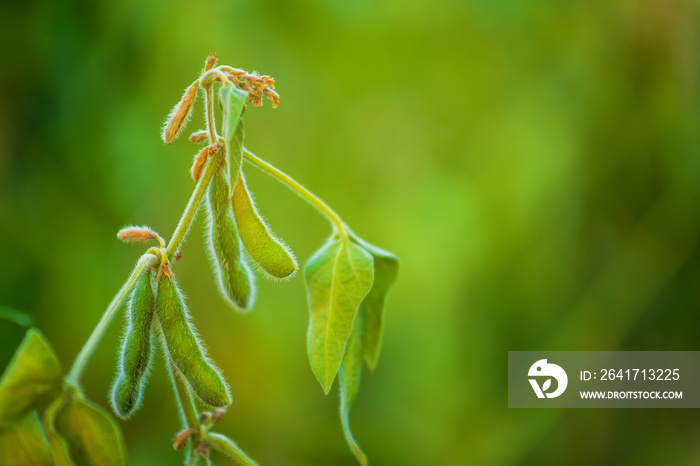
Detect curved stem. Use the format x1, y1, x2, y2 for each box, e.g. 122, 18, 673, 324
242, 147, 348, 239
66, 253, 158, 385
203, 84, 218, 145
166, 151, 223, 260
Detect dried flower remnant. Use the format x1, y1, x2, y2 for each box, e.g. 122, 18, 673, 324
189, 130, 208, 143
162, 80, 199, 144
219, 66, 279, 108
174, 428, 197, 450
117, 226, 165, 247
203, 53, 217, 73
190, 146, 210, 182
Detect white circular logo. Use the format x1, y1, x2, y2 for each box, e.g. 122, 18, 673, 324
528, 359, 568, 398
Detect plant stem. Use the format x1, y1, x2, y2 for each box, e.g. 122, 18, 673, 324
204, 84, 218, 145
242, 147, 348, 238
171, 364, 200, 430
165, 361, 200, 466
66, 253, 158, 386
207, 433, 258, 466
166, 151, 222, 260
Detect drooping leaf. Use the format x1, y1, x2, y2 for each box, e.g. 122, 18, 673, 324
233, 171, 298, 280
339, 306, 368, 466
220, 85, 248, 188
0, 328, 63, 426
43, 397, 76, 466
304, 236, 374, 393
0, 410, 53, 466
110, 270, 156, 419
54, 397, 126, 466
156, 274, 231, 408
351, 236, 399, 370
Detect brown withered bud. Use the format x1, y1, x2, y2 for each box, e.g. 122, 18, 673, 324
117, 226, 164, 246
174, 250, 183, 261
162, 81, 198, 144
263, 88, 280, 108
203, 53, 217, 73
189, 130, 208, 143
212, 409, 226, 423
156, 262, 174, 281
190, 146, 209, 182
174, 428, 196, 450
238, 81, 254, 93
250, 93, 264, 107
208, 143, 220, 156
261, 76, 275, 88
196, 441, 210, 459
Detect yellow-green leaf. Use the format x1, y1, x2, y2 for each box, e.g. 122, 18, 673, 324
220, 85, 248, 188
351, 237, 399, 370
0, 411, 53, 466
44, 397, 76, 466
55, 398, 126, 466
233, 172, 298, 280
304, 237, 374, 393
339, 306, 368, 466
0, 329, 63, 426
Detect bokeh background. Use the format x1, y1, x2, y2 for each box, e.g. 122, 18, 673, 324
2, 0, 700, 464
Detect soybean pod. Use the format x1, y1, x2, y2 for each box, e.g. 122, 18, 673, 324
156, 274, 231, 408
110, 269, 156, 419
232, 172, 298, 280
205, 160, 255, 311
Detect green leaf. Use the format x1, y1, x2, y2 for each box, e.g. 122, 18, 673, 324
0, 328, 63, 426
304, 236, 374, 393
351, 237, 399, 370
0, 410, 53, 466
339, 306, 368, 466
44, 398, 76, 466
55, 397, 126, 466
0, 306, 32, 327
220, 85, 248, 187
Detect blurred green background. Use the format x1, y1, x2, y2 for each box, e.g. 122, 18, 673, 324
2, 0, 700, 464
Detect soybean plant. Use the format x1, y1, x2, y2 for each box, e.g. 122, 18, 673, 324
0, 53, 398, 466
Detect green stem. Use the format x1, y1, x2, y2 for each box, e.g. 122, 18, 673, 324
170, 363, 200, 431
166, 362, 200, 466
166, 151, 222, 260
66, 253, 158, 386
207, 433, 258, 466
204, 84, 218, 145
242, 147, 348, 239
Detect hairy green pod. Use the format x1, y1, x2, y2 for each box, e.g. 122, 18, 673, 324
205, 165, 255, 311
232, 172, 298, 280
110, 270, 156, 419
156, 274, 231, 408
